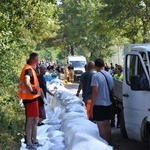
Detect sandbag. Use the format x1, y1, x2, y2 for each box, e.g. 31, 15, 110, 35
47, 130, 64, 138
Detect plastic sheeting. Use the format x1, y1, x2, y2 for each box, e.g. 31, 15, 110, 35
20, 79, 113, 150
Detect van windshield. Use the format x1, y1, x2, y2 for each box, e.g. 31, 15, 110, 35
70, 61, 85, 68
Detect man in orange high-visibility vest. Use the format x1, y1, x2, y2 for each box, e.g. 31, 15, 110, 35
18, 52, 42, 149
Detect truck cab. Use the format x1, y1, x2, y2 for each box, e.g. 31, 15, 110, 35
114, 44, 150, 146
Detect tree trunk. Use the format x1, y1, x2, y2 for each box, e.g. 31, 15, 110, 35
70, 45, 74, 55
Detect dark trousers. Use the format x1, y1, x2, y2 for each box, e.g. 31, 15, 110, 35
111, 105, 121, 127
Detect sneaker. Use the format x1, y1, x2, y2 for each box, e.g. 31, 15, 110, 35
26, 144, 37, 150
37, 122, 44, 126
33, 142, 42, 147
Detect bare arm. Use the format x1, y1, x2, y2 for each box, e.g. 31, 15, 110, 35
91, 86, 98, 107
76, 82, 83, 96
24, 75, 33, 92
46, 89, 54, 96
90, 86, 98, 118
40, 88, 45, 99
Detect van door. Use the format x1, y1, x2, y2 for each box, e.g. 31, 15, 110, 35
123, 51, 150, 141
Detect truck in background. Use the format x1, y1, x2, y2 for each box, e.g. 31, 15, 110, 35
67, 55, 86, 79
114, 44, 150, 148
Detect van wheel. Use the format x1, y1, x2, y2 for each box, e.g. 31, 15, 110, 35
120, 110, 128, 138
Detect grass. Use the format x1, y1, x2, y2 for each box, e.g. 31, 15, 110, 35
0, 101, 25, 150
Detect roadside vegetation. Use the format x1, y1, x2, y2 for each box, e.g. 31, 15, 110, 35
0, 0, 150, 149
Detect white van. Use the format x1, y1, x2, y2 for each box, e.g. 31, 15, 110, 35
67, 55, 86, 78
114, 44, 150, 148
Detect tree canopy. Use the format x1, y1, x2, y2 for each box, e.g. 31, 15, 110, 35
1, 0, 150, 102
55, 0, 150, 61
0, 0, 59, 101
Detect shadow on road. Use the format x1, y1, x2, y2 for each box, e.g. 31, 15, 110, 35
112, 128, 148, 150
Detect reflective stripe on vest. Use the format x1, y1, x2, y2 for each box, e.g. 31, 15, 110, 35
18, 88, 41, 95
19, 81, 40, 89
18, 64, 41, 100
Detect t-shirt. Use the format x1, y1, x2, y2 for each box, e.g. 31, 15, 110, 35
91, 70, 114, 106
25, 69, 34, 84
113, 73, 123, 81
80, 71, 95, 104
38, 74, 47, 106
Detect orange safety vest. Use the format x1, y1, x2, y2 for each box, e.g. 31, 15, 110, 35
18, 64, 41, 100
86, 99, 92, 119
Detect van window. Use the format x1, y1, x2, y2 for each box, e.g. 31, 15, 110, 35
70, 61, 85, 68
126, 55, 137, 85
126, 54, 149, 90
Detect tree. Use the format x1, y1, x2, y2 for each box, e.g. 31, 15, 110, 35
0, 1, 60, 148
58, 0, 116, 60
0, 0, 60, 101
99, 0, 150, 43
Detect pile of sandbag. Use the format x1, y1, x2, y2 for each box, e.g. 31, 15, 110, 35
20, 79, 113, 150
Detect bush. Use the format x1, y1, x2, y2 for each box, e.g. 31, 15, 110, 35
0, 95, 25, 150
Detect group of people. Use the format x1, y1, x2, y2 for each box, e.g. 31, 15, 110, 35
39, 61, 61, 79
76, 59, 123, 144
18, 52, 54, 150
63, 63, 75, 83
18, 52, 123, 148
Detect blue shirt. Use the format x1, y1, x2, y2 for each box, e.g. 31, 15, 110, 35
80, 71, 95, 101
91, 70, 114, 106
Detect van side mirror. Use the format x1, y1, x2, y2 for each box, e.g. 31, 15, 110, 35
130, 75, 140, 90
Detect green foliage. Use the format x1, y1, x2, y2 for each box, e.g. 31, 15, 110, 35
0, 0, 60, 149
58, 0, 118, 60
38, 47, 61, 62
0, 0, 60, 102
100, 0, 150, 43
0, 96, 25, 149
54, 0, 150, 61
0, 30, 30, 150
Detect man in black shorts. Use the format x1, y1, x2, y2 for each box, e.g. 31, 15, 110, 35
90, 58, 114, 143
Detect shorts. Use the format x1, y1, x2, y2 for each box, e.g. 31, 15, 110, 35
24, 99, 39, 117
93, 105, 111, 121
39, 106, 46, 119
